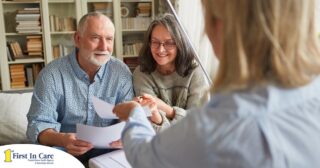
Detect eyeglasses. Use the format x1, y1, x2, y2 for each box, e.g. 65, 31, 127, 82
150, 40, 176, 50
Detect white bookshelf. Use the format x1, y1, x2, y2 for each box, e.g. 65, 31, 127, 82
0, 0, 155, 91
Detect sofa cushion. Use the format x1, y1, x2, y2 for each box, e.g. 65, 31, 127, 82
0, 92, 32, 145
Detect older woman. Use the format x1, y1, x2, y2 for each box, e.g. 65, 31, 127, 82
133, 14, 209, 132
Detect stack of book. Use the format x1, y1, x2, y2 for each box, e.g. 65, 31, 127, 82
136, 3, 151, 17
26, 35, 43, 57
93, 2, 113, 19
15, 7, 41, 34
10, 64, 26, 88
49, 15, 76, 32
123, 57, 139, 73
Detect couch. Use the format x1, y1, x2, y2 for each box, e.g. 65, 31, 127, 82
0, 92, 32, 145
0, 92, 131, 168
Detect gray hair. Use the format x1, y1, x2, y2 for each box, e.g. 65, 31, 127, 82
77, 11, 114, 35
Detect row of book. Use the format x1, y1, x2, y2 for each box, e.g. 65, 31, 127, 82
9, 64, 42, 88
15, 7, 41, 34
7, 41, 23, 60
92, 2, 113, 18
121, 17, 151, 29
7, 36, 43, 61
52, 44, 73, 59
49, 15, 76, 32
123, 42, 143, 56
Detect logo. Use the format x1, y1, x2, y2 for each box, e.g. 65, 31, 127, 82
4, 149, 12, 162
0, 144, 84, 168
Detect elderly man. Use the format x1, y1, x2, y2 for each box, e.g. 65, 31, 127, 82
27, 12, 133, 163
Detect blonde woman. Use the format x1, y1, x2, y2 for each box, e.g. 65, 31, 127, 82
113, 0, 320, 167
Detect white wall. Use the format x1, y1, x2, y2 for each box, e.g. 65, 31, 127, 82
178, 0, 218, 83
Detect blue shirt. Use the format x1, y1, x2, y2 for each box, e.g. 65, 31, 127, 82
122, 77, 320, 168
27, 49, 134, 143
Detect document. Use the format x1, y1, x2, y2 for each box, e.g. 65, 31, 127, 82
92, 96, 152, 119
89, 150, 132, 168
92, 96, 118, 119
76, 122, 125, 148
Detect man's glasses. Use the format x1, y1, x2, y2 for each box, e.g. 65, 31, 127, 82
150, 40, 176, 50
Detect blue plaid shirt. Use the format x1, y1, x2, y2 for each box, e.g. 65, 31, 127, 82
27, 49, 134, 143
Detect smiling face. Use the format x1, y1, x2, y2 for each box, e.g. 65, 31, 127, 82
74, 15, 114, 72
150, 25, 177, 72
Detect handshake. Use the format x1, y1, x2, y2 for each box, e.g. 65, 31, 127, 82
113, 93, 175, 125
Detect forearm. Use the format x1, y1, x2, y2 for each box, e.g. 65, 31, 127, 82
157, 100, 175, 119
38, 128, 65, 147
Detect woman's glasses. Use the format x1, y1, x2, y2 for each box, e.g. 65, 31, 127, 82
150, 40, 176, 50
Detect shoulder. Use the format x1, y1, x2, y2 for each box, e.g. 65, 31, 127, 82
38, 56, 70, 79
133, 65, 154, 80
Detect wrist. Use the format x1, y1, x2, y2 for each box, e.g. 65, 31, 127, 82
151, 111, 163, 125
166, 107, 175, 120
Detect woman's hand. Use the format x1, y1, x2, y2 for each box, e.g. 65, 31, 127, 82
146, 101, 163, 125
109, 139, 123, 149
113, 101, 140, 121
140, 93, 175, 119
134, 95, 163, 125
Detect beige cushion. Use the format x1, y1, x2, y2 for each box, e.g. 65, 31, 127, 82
0, 92, 32, 145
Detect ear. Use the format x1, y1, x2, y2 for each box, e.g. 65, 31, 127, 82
73, 32, 80, 48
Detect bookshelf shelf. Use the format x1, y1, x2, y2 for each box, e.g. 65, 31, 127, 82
48, 0, 75, 3
50, 31, 75, 35
2, 1, 40, 4
122, 29, 148, 32
8, 58, 45, 64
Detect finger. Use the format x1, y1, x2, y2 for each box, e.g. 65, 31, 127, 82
74, 139, 93, 148
67, 146, 93, 156
109, 140, 123, 149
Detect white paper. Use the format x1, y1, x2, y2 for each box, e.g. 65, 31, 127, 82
89, 150, 132, 168
76, 122, 125, 148
92, 96, 152, 119
92, 96, 117, 119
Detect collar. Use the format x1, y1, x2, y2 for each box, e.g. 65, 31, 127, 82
69, 48, 108, 82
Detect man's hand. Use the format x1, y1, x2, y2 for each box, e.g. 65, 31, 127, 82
62, 133, 93, 156
38, 129, 93, 156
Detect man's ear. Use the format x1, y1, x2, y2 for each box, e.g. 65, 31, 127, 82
73, 32, 80, 48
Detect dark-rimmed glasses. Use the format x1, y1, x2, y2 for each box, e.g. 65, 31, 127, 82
150, 40, 176, 50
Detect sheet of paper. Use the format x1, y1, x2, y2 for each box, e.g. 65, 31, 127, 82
89, 150, 132, 168
92, 96, 117, 119
76, 122, 125, 148
92, 96, 152, 119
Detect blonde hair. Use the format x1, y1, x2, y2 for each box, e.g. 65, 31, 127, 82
202, 0, 320, 93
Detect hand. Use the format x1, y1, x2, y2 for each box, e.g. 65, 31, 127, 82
140, 93, 175, 119
109, 139, 123, 149
144, 100, 162, 125
62, 133, 93, 156
113, 101, 140, 121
